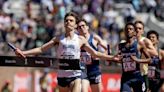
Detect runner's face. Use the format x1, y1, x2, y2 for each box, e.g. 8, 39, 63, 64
77, 21, 89, 35
64, 16, 77, 31
125, 25, 135, 38
135, 23, 144, 37
148, 34, 158, 45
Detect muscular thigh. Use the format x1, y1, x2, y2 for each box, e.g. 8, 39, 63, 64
81, 79, 90, 92
89, 74, 102, 92
70, 78, 81, 92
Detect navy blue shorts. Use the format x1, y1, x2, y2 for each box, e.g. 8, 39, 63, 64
121, 72, 146, 92
88, 73, 101, 84
84, 72, 101, 84
57, 76, 81, 87
82, 62, 101, 84
81, 69, 101, 84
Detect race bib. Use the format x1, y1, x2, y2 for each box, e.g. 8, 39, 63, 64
61, 55, 74, 59
81, 52, 92, 64
123, 62, 136, 72
160, 70, 164, 79
148, 66, 156, 78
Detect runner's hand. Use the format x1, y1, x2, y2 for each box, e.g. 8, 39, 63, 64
15, 48, 26, 58
113, 54, 122, 62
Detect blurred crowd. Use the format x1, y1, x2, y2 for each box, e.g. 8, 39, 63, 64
0, 0, 163, 56
0, 0, 164, 91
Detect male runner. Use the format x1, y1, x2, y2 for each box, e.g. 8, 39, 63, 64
147, 30, 164, 92
117, 23, 151, 92
134, 20, 158, 91
14, 12, 119, 92
77, 18, 107, 92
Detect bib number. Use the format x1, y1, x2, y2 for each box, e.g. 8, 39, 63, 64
81, 52, 92, 64
123, 62, 136, 72
61, 55, 74, 59
148, 66, 156, 78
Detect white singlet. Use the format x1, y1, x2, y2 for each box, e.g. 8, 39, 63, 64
56, 34, 81, 77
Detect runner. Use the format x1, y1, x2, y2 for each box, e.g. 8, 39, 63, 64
117, 22, 151, 92
134, 20, 158, 91
147, 30, 164, 92
14, 12, 120, 92
77, 18, 107, 92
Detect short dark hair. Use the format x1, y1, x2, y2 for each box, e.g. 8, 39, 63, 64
77, 18, 88, 25
125, 22, 135, 31
147, 30, 159, 40
134, 20, 144, 28
64, 12, 79, 24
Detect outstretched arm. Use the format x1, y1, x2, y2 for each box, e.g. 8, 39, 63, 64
79, 36, 120, 61
15, 37, 59, 57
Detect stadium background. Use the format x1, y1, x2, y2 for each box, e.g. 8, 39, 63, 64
0, 0, 164, 92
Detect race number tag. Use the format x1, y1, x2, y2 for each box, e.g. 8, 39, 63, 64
81, 52, 92, 64
148, 66, 156, 78
160, 70, 164, 79
123, 62, 136, 72
61, 55, 74, 59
